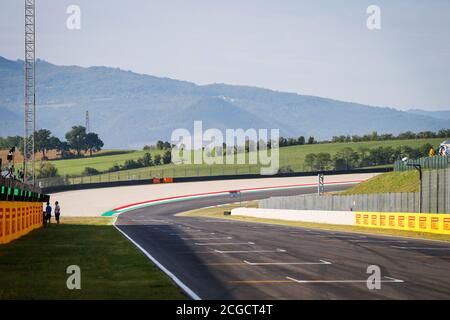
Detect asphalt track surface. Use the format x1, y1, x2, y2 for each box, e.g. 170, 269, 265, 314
116, 184, 450, 300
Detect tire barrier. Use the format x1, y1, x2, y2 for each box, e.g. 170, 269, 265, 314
355, 212, 450, 235
0, 202, 44, 244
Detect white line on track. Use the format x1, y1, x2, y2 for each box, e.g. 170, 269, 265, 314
113, 220, 201, 300
214, 248, 287, 254
349, 240, 408, 243
195, 241, 255, 246
169, 232, 215, 236
181, 237, 233, 240
244, 260, 331, 266
286, 276, 404, 284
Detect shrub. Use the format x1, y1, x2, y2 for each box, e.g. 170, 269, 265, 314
36, 162, 59, 179
82, 167, 100, 176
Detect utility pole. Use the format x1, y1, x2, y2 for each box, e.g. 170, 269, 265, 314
23, 0, 36, 185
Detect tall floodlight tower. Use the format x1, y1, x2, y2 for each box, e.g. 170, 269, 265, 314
24, 0, 36, 185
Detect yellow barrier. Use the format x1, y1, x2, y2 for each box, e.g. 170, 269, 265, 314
355, 212, 450, 235
0, 201, 43, 245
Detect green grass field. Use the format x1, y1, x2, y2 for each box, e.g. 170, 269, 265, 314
341, 171, 420, 195
46, 137, 446, 179
0, 217, 187, 299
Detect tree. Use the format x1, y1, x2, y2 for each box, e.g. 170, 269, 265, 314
142, 153, 153, 166
333, 147, 360, 170
65, 126, 87, 156
56, 141, 71, 158
34, 129, 52, 159
154, 154, 162, 165
307, 136, 315, 144
297, 136, 305, 145
304, 153, 317, 171
85, 132, 104, 156
156, 140, 164, 150
162, 150, 172, 164
315, 153, 332, 170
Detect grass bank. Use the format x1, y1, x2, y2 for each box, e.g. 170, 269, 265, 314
340, 171, 419, 195
0, 217, 187, 299
178, 203, 450, 242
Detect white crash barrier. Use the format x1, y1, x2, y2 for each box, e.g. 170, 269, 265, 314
231, 208, 356, 226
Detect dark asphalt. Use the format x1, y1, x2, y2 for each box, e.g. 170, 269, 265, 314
116, 185, 450, 300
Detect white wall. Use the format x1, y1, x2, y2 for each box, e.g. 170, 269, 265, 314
231, 208, 356, 225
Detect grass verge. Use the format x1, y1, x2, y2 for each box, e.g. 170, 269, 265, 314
178, 203, 450, 242
0, 217, 187, 300
340, 170, 419, 195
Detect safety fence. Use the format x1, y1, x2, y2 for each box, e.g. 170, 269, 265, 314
259, 169, 449, 214
394, 155, 449, 171
0, 202, 44, 244
355, 212, 450, 234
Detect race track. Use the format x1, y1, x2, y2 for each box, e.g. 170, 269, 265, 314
116, 184, 450, 300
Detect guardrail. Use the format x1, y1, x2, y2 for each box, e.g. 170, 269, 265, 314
41, 167, 393, 193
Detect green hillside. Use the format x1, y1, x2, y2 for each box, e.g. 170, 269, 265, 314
341, 171, 420, 195
46, 137, 445, 178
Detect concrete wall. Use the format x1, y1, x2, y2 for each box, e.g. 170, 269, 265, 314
259, 169, 449, 214
231, 208, 355, 225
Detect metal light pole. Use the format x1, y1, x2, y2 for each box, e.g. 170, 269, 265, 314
318, 173, 325, 195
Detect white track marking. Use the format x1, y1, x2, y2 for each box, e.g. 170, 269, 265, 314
195, 241, 255, 246
181, 237, 233, 240
243, 260, 331, 266
113, 220, 201, 300
315, 235, 368, 239
214, 248, 287, 254
391, 246, 450, 250
169, 232, 215, 236
286, 276, 404, 284
349, 240, 408, 243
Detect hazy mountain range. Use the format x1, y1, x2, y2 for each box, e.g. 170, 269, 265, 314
0, 56, 449, 148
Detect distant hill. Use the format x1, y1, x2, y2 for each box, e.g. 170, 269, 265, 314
406, 109, 450, 121
0, 56, 448, 148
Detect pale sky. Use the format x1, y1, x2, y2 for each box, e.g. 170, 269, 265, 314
1, 0, 449, 110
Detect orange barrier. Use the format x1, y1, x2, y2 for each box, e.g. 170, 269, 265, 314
0, 202, 43, 245
152, 178, 173, 184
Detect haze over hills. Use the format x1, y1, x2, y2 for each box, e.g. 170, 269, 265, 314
0, 56, 449, 148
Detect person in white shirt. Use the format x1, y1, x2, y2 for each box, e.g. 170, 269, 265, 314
54, 201, 61, 224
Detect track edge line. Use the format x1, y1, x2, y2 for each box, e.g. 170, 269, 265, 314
113, 217, 201, 300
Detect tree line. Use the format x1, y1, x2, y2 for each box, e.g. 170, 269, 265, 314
0, 126, 104, 159
276, 129, 450, 148
82, 150, 173, 176
303, 143, 434, 171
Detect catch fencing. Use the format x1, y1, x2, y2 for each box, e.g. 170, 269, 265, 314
394, 156, 449, 171
259, 169, 450, 214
